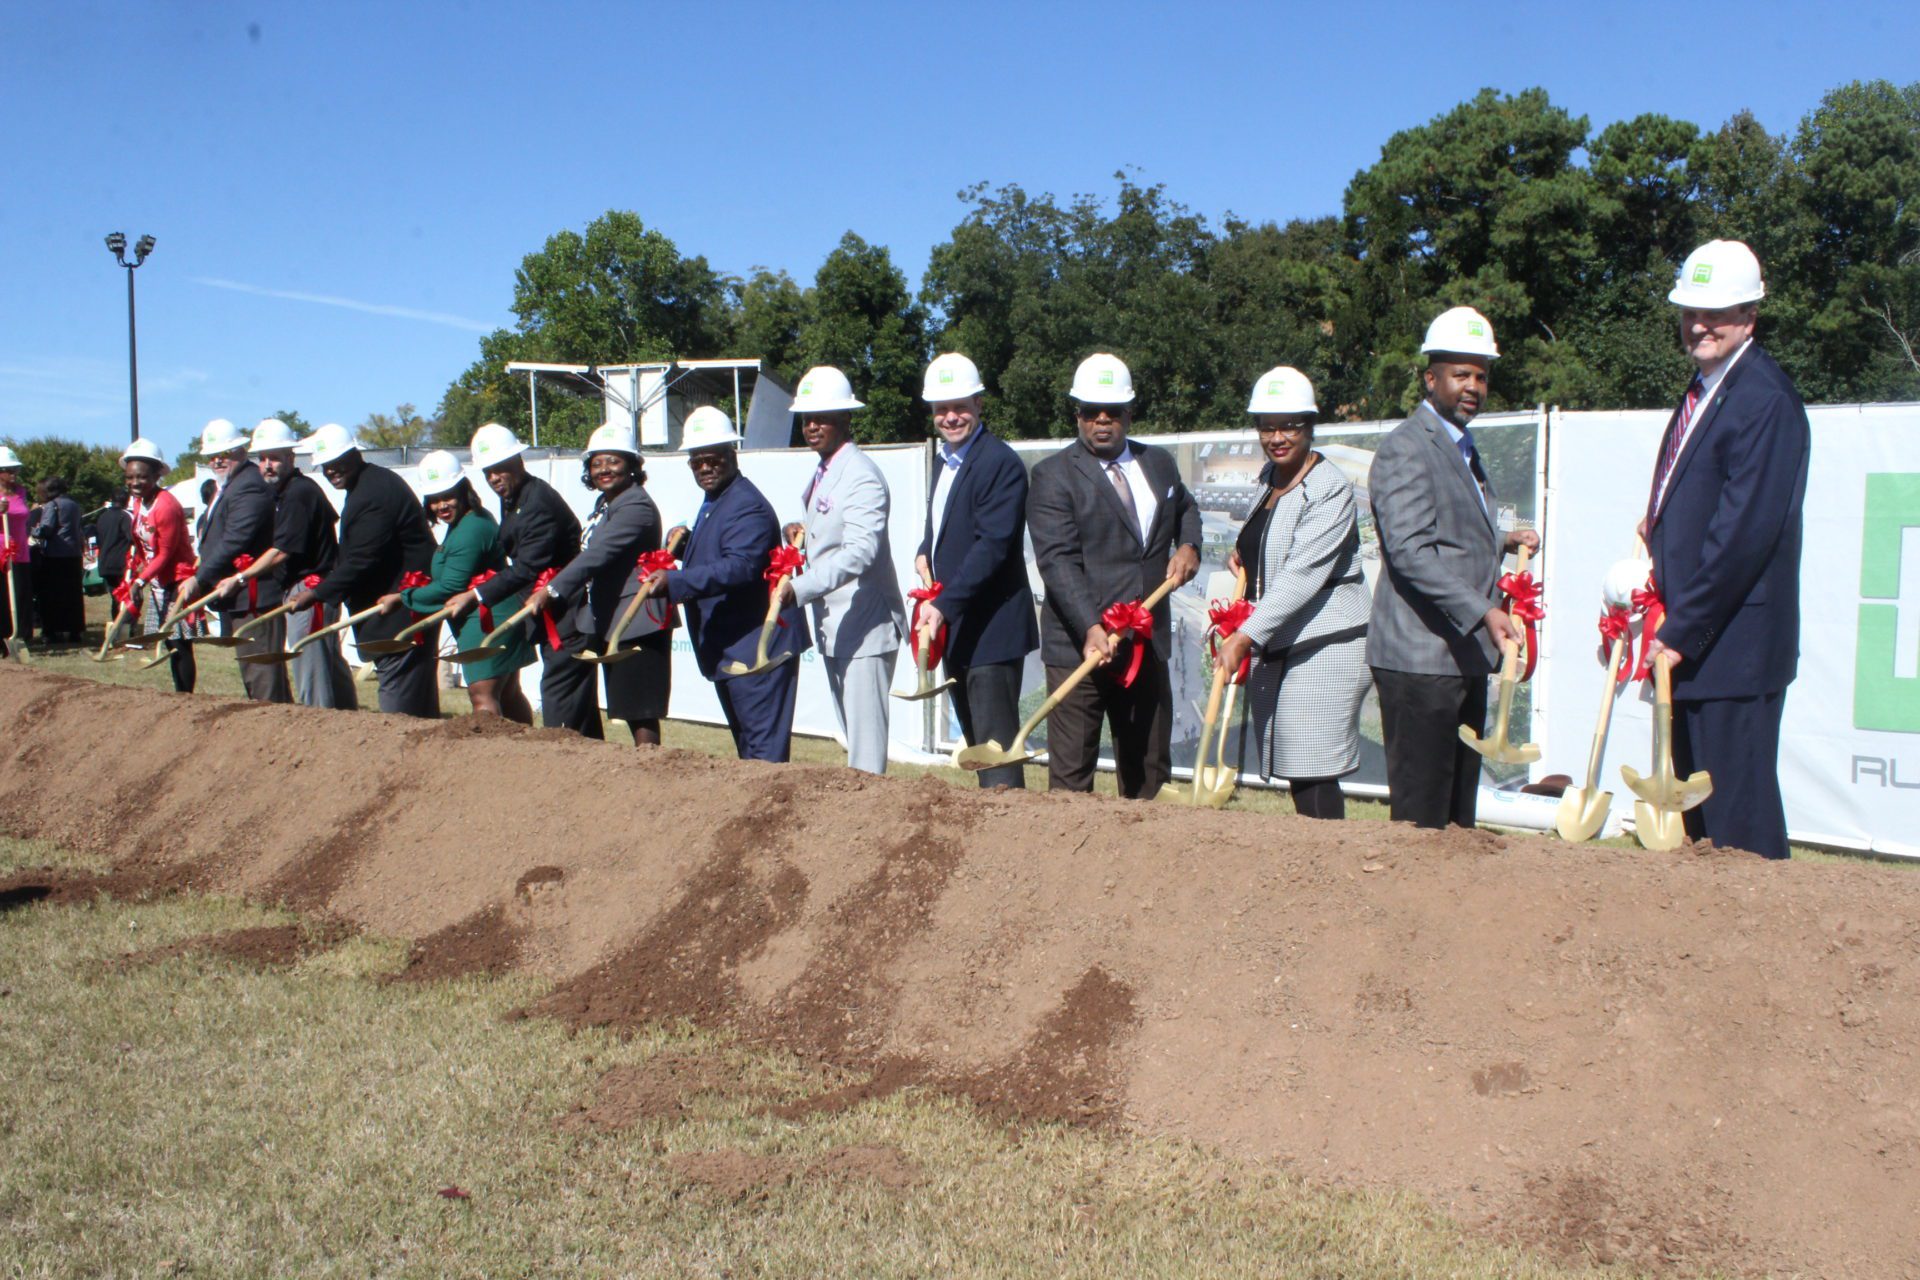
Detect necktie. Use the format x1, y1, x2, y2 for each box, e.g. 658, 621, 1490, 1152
804, 460, 828, 506
1106, 461, 1139, 535
1648, 373, 1705, 523
1459, 431, 1491, 510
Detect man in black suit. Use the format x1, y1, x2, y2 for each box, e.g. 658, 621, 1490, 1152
286, 426, 439, 718
440, 424, 588, 734
183, 419, 289, 702
1643, 239, 1809, 859
1027, 353, 1201, 798
913, 354, 1039, 789
93, 491, 133, 607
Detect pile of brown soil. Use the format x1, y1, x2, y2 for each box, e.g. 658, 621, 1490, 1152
122, 921, 354, 969
3, 666, 1917, 1278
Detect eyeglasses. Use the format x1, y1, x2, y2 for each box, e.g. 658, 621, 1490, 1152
1256, 423, 1313, 438
1075, 404, 1124, 421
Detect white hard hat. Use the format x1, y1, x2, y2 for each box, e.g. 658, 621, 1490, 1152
1601, 557, 1653, 609
303, 423, 360, 466
0, 446, 21, 470
585, 420, 639, 457
923, 353, 986, 401
199, 418, 251, 455
121, 438, 166, 467
681, 405, 742, 451
1070, 352, 1136, 405
416, 449, 465, 497
790, 366, 865, 415
1421, 307, 1500, 360
248, 419, 301, 453
469, 422, 526, 471
1246, 366, 1317, 416
1668, 239, 1765, 308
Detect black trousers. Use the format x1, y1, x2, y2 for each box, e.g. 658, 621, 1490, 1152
1372, 667, 1489, 829
0, 562, 32, 644
541, 642, 604, 738
1673, 691, 1789, 859
1044, 649, 1172, 799
950, 658, 1026, 789
373, 641, 439, 719
31, 555, 84, 640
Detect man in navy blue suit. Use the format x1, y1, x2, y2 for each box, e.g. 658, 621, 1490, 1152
913, 354, 1039, 788
647, 408, 810, 763
1643, 239, 1810, 859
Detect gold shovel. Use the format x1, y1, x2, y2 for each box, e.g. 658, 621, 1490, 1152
1459, 546, 1541, 766
356, 602, 459, 657
719, 530, 806, 678
2, 530, 28, 663
1157, 567, 1250, 805
239, 602, 385, 666
1197, 666, 1246, 808
446, 595, 544, 665
578, 527, 688, 666
954, 575, 1180, 772
230, 597, 300, 640
1620, 651, 1713, 850
1555, 631, 1627, 842
92, 584, 144, 662
893, 567, 956, 703
135, 583, 240, 667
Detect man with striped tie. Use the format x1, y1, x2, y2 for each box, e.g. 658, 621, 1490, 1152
1641, 240, 1809, 859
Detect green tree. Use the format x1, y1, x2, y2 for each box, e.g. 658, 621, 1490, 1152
268, 410, 313, 437
729, 268, 808, 386
357, 403, 437, 449
0, 437, 128, 512
795, 233, 928, 444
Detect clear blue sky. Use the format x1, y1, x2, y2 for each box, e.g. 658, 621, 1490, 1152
4, 0, 1914, 461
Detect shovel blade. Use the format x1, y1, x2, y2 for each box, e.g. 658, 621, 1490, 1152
1553, 787, 1613, 842
1621, 765, 1713, 812
446, 645, 504, 665
720, 651, 792, 679
891, 676, 956, 702
1457, 724, 1542, 765
1633, 800, 1689, 851
355, 639, 417, 656
952, 739, 1032, 771
238, 650, 296, 666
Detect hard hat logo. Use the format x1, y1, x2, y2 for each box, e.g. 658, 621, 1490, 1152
1099, 370, 1114, 386
939, 369, 954, 383
800, 381, 813, 395
1468, 320, 1485, 336
1693, 264, 1713, 284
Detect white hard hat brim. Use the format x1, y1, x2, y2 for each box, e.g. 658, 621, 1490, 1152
1667, 282, 1765, 307
476, 440, 528, 468
308, 441, 360, 466
1071, 389, 1136, 406
793, 397, 865, 414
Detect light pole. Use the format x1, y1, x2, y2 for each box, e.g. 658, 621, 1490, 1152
104, 232, 156, 443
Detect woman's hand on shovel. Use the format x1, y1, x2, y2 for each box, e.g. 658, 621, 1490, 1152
441, 589, 479, 618
1216, 629, 1253, 679
374, 592, 405, 615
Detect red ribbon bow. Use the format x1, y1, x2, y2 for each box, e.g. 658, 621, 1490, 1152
173, 562, 203, 626
908, 579, 946, 667
467, 569, 497, 634
1498, 569, 1544, 682
398, 570, 434, 645
0, 542, 12, 570
1597, 605, 1633, 685
530, 566, 563, 649
1206, 597, 1256, 685
111, 577, 134, 609
765, 543, 805, 589
1100, 599, 1156, 689
232, 553, 260, 611
302, 573, 325, 630
1630, 582, 1664, 682
636, 549, 680, 577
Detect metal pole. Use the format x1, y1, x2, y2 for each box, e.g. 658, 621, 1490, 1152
528, 373, 539, 448
125, 266, 141, 443
732, 368, 743, 435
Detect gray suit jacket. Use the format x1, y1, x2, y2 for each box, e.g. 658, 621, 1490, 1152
792, 443, 906, 659
1240, 457, 1371, 653
1028, 438, 1203, 669
1364, 400, 1502, 677
544, 483, 665, 650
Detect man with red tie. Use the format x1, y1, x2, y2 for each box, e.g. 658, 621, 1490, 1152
1642, 239, 1809, 859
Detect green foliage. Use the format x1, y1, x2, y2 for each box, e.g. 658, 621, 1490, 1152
0, 436, 128, 511
356, 403, 438, 449
794, 234, 928, 444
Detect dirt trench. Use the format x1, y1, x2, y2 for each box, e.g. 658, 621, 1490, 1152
3, 665, 1918, 1278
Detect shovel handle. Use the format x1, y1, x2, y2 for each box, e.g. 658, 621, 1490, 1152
601, 527, 687, 650
1011, 573, 1185, 748
392, 601, 459, 645
231, 597, 298, 639
293, 602, 386, 652
480, 596, 543, 649
1191, 659, 1230, 803
1582, 635, 1626, 791
94, 587, 144, 659
154, 582, 228, 636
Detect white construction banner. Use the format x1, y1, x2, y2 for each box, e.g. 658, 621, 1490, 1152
1538, 403, 1920, 858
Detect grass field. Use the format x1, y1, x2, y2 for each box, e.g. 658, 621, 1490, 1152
0, 833, 1638, 1280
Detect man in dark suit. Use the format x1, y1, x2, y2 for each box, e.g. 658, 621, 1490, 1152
1643, 240, 1808, 859
1027, 352, 1201, 798
442, 424, 587, 734
183, 418, 290, 702
286, 426, 439, 718
913, 353, 1038, 788
1366, 307, 1540, 829
647, 411, 810, 762
93, 491, 133, 607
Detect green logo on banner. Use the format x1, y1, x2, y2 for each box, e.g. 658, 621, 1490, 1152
1856, 473, 1920, 732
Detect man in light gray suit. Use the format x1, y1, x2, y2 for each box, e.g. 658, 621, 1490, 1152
1366, 307, 1539, 829
779, 366, 906, 774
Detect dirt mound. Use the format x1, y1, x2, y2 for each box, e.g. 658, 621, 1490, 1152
4, 665, 1919, 1278
390, 903, 522, 983
122, 921, 355, 969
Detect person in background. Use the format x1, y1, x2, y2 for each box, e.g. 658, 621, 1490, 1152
121, 438, 197, 692
30, 476, 86, 644
777, 366, 906, 775
536, 422, 670, 745
913, 353, 1037, 790
194, 478, 217, 550
0, 447, 33, 651
646, 408, 809, 762
1026, 353, 1202, 799
1215, 368, 1373, 819
285, 425, 439, 718
1366, 307, 1540, 830
93, 489, 133, 608
384, 450, 533, 723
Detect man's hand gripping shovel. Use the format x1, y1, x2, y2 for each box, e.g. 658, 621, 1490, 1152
1459, 545, 1542, 766
719, 529, 806, 678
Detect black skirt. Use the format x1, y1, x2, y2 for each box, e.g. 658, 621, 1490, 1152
601, 630, 672, 722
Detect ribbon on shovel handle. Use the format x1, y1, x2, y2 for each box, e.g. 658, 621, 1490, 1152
1597, 605, 1633, 685
1206, 597, 1255, 685
173, 562, 203, 627
634, 548, 681, 631
908, 579, 946, 668
530, 567, 562, 649
231, 553, 260, 611
1099, 600, 1156, 689
301, 574, 325, 630
467, 570, 497, 633
765, 543, 805, 628
397, 570, 433, 645
1499, 568, 1545, 681
1631, 583, 1664, 682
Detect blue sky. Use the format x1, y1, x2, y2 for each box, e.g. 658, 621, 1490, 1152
4, 0, 1915, 461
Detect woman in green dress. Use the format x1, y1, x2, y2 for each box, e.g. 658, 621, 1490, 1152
378, 450, 534, 723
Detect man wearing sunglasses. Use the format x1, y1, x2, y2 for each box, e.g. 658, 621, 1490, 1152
1027, 353, 1201, 798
